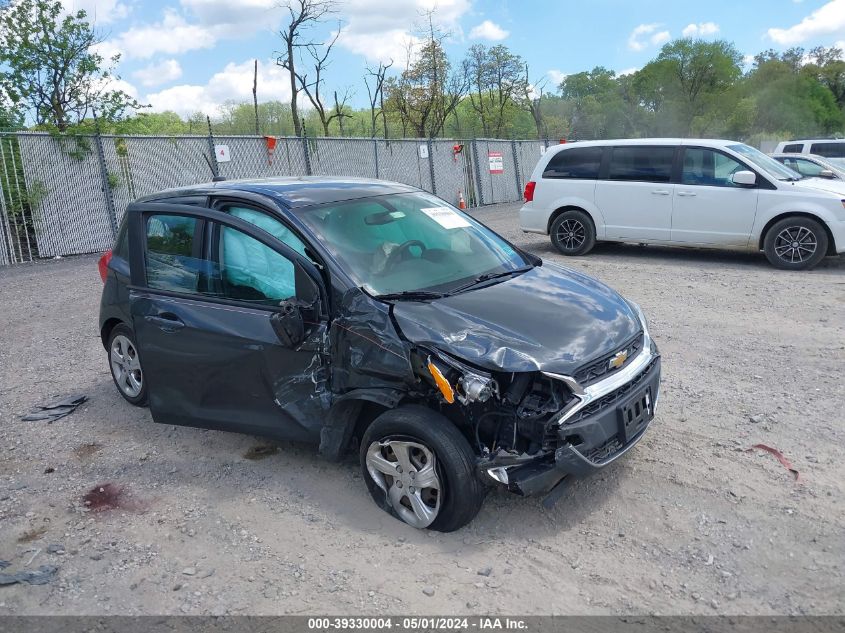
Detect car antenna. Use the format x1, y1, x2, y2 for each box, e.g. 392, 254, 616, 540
202, 153, 226, 182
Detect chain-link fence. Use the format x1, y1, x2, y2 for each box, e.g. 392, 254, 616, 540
0, 131, 551, 266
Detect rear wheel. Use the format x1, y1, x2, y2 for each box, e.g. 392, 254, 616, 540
360, 405, 484, 532
550, 210, 596, 256
763, 216, 828, 270
107, 324, 148, 406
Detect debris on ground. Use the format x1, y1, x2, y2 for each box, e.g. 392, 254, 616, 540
21, 394, 87, 422
747, 444, 800, 481
243, 444, 280, 460
0, 565, 59, 586
82, 483, 127, 511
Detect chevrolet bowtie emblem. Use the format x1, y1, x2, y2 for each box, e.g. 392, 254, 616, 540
608, 349, 628, 370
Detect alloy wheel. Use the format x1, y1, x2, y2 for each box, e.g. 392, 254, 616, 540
365, 439, 441, 528
110, 334, 143, 398
774, 226, 817, 264
555, 219, 587, 251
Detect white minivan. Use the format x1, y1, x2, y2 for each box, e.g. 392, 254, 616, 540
520, 139, 845, 270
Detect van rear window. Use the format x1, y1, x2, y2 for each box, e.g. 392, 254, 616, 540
542, 147, 603, 179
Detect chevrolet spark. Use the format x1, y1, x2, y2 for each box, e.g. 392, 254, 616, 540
98, 177, 661, 531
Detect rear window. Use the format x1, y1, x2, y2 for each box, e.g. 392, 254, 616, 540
782, 144, 803, 153
542, 147, 603, 179
809, 142, 845, 158
608, 146, 675, 183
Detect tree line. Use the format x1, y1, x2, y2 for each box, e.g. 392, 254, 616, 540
2, 0, 845, 145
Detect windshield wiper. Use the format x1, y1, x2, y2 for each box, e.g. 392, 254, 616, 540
446, 266, 534, 296
373, 290, 445, 302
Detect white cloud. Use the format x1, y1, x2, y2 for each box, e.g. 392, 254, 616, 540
682, 21, 720, 37
145, 59, 292, 117
336, 0, 471, 63
468, 20, 509, 41
101, 10, 218, 60
133, 59, 184, 87
628, 23, 671, 51
180, 0, 282, 31
768, 0, 845, 45
618, 67, 639, 76
547, 69, 567, 85
63, 0, 130, 24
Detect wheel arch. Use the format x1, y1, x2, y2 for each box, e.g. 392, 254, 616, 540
100, 318, 125, 350
318, 389, 404, 462
758, 211, 836, 256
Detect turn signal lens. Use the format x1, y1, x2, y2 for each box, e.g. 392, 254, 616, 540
98, 249, 112, 283
427, 359, 455, 404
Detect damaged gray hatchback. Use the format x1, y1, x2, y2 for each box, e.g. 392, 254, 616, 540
98, 177, 661, 531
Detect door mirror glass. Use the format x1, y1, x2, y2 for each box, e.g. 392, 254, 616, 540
730, 170, 756, 186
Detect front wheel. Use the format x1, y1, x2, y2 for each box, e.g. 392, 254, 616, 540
550, 210, 596, 256
360, 405, 485, 531
763, 216, 829, 270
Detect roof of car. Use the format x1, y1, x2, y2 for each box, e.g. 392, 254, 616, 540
136, 176, 420, 209
551, 138, 743, 148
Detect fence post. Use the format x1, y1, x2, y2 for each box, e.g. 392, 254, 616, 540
301, 133, 312, 176
93, 114, 118, 238
373, 138, 379, 179
426, 139, 436, 194
511, 139, 522, 199
206, 116, 220, 179
471, 140, 485, 206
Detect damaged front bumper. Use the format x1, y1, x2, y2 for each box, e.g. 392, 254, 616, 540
479, 332, 661, 497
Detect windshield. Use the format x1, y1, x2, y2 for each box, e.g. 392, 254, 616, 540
728, 143, 802, 181
294, 192, 530, 296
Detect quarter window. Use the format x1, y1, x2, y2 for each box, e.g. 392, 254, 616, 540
681, 148, 746, 187
782, 144, 803, 153
809, 142, 845, 158
542, 147, 603, 179
607, 146, 674, 183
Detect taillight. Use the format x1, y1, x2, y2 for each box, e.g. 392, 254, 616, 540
524, 181, 536, 202
98, 249, 112, 283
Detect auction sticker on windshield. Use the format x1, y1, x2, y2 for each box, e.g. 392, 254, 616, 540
421, 206, 471, 229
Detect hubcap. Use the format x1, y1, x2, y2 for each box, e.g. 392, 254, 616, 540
774, 226, 817, 264
556, 219, 586, 251
365, 439, 441, 528
110, 334, 143, 398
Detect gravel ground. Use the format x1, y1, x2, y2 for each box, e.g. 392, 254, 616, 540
0, 201, 843, 616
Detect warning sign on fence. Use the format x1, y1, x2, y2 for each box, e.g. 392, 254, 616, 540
215, 144, 231, 162
488, 151, 503, 174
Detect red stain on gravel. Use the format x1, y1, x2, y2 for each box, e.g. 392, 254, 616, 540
83, 483, 129, 512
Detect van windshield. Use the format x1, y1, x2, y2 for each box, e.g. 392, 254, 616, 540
729, 143, 802, 181
294, 192, 531, 298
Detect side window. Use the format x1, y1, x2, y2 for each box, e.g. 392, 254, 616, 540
145, 214, 202, 293
809, 142, 845, 158
681, 148, 746, 187
217, 225, 297, 305
542, 147, 603, 179
791, 159, 825, 177
224, 206, 307, 256
608, 146, 674, 183
782, 144, 803, 153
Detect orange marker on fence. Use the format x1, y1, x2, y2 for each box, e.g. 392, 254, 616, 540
458, 191, 466, 210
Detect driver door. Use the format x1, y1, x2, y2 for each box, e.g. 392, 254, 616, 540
670, 147, 760, 246
126, 202, 328, 442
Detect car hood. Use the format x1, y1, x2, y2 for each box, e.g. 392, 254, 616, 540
789, 177, 845, 196
391, 263, 641, 375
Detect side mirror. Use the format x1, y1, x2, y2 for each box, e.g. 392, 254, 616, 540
731, 170, 757, 187
819, 169, 837, 179
271, 300, 306, 348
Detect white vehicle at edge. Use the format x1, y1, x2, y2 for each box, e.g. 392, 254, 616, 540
519, 138, 845, 270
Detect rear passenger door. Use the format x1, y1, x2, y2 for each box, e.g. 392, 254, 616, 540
594, 145, 676, 240
671, 147, 759, 246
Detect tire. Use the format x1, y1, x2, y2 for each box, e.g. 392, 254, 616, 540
360, 405, 485, 532
107, 324, 148, 406
763, 216, 829, 270
550, 210, 596, 256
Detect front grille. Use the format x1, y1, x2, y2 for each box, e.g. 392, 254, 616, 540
565, 357, 658, 425
573, 332, 643, 386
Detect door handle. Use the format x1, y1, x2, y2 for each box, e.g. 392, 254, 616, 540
677, 191, 697, 197
651, 190, 670, 196
145, 313, 185, 331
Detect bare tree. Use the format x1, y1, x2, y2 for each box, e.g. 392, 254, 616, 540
252, 59, 260, 135
294, 28, 344, 136
364, 60, 393, 137
521, 63, 548, 139
275, 0, 336, 137
332, 88, 353, 136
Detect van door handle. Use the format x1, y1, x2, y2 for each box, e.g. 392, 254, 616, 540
146, 313, 185, 331
651, 190, 670, 196
677, 191, 697, 197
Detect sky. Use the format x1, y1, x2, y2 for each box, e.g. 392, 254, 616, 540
59, 0, 845, 118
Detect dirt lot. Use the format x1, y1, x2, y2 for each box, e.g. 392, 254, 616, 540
0, 201, 843, 616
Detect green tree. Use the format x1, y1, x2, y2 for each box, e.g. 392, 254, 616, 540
0, 0, 143, 130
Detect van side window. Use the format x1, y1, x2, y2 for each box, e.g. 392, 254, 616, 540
681, 148, 746, 187
608, 146, 674, 183
809, 142, 845, 158
543, 147, 603, 179
782, 144, 803, 153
